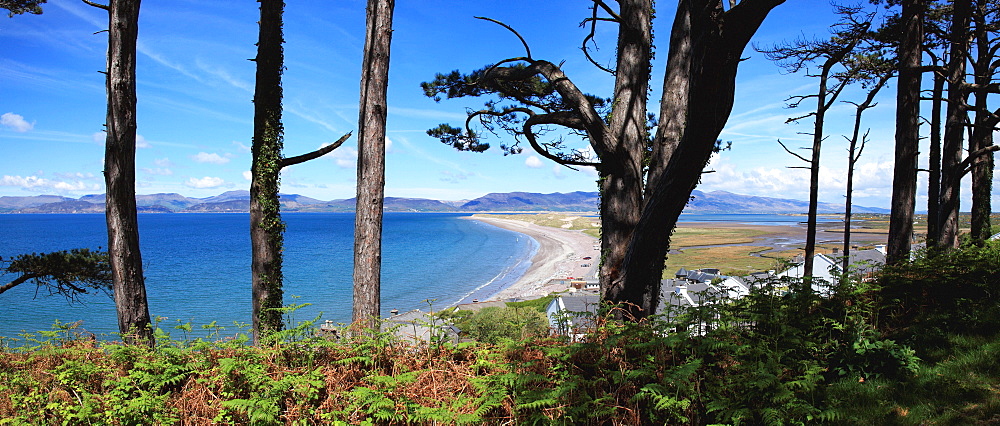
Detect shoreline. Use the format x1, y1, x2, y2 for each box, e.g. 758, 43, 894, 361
468, 216, 599, 301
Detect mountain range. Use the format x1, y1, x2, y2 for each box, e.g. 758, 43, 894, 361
0, 190, 889, 214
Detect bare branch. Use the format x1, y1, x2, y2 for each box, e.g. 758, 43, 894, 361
523, 114, 598, 168
280, 132, 352, 168
593, 0, 621, 21
581, 3, 616, 75
475, 16, 532, 60
960, 145, 1000, 175
81, 0, 108, 10
778, 139, 812, 163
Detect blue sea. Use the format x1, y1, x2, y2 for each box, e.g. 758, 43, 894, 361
0, 213, 537, 340
0, 212, 826, 340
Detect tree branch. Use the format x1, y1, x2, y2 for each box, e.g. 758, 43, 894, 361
778, 139, 812, 163
476, 16, 532, 60
0, 273, 40, 296
960, 145, 999, 175
280, 132, 352, 168
523, 114, 598, 168
81, 0, 108, 10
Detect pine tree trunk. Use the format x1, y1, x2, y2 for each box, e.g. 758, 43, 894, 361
103, 0, 152, 345
969, 2, 994, 243
250, 0, 286, 344
597, 0, 649, 311
938, 0, 970, 250
353, 0, 394, 327
613, 0, 782, 319
926, 72, 944, 248
887, 0, 924, 263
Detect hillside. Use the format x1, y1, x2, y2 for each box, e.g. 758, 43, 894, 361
1, 190, 889, 214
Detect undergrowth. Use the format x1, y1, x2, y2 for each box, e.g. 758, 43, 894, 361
2, 242, 999, 424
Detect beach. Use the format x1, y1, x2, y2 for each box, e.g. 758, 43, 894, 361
470, 215, 599, 301
469, 214, 890, 302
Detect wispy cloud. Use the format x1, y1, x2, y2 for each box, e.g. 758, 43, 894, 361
525, 156, 543, 168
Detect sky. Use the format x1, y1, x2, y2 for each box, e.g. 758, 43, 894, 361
0, 0, 996, 211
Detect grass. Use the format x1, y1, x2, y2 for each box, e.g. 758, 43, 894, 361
670, 227, 767, 247
663, 245, 788, 277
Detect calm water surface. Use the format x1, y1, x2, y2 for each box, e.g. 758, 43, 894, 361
0, 213, 535, 339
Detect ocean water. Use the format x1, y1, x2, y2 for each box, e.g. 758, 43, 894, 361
0, 213, 536, 339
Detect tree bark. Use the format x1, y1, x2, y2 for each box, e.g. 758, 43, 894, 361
844, 73, 890, 273
612, 0, 783, 319
937, 0, 970, 250
250, 0, 285, 344
887, 0, 924, 264
926, 70, 945, 248
353, 0, 394, 328
102, 0, 152, 345
968, 0, 994, 243
596, 0, 650, 311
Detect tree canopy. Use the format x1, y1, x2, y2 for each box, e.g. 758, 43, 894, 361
0, 249, 112, 302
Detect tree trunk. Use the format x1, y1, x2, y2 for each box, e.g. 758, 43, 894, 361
596, 0, 650, 310
250, 0, 285, 344
803, 60, 836, 281
968, 0, 994, 243
937, 0, 970, 250
103, 0, 152, 345
353, 0, 394, 327
926, 70, 944, 248
887, 0, 924, 264
612, 0, 782, 319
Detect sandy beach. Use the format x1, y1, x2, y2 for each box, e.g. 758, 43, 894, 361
470, 216, 599, 301
468, 214, 889, 302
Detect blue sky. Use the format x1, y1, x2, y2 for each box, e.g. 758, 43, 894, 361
1, 0, 995, 210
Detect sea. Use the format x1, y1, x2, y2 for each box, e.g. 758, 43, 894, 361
0, 212, 827, 341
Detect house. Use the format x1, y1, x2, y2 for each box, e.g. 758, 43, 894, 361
382, 309, 461, 345
546, 268, 751, 338
545, 290, 600, 341
775, 246, 887, 295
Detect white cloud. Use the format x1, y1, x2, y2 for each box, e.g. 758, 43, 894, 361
185, 176, 225, 188
525, 156, 544, 168
243, 170, 252, 180
154, 158, 174, 167
136, 134, 151, 148
1, 113, 34, 132
328, 145, 358, 168
191, 152, 230, 164
552, 165, 566, 179
233, 141, 251, 153
91, 132, 105, 143
142, 168, 173, 176
385, 136, 394, 153
0, 174, 99, 192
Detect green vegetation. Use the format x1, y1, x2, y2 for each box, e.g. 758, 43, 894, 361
2, 242, 999, 424
663, 245, 780, 277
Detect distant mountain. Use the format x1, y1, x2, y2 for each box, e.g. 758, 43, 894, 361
13, 200, 104, 214
685, 190, 888, 214
197, 190, 250, 204
182, 199, 249, 213
460, 191, 600, 211
0, 195, 75, 211
1, 189, 889, 214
